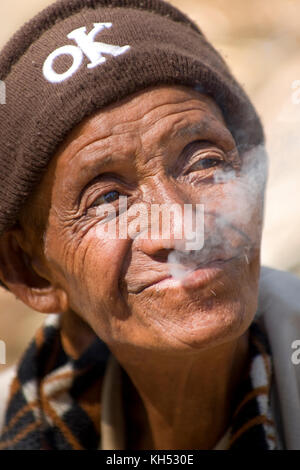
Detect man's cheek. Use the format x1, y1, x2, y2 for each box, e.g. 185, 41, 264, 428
72, 234, 129, 301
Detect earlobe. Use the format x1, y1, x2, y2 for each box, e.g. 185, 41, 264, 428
26, 286, 69, 315
0, 230, 69, 314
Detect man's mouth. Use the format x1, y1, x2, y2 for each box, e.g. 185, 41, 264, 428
129, 257, 236, 295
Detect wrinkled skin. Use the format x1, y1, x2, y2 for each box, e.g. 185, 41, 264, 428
0, 85, 266, 449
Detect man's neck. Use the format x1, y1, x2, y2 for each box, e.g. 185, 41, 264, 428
119, 330, 250, 450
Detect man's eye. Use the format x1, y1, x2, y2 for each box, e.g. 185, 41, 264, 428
90, 190, 120, 207
190, 157, 222, 171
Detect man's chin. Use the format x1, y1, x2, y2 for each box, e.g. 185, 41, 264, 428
125, 296, 254, 354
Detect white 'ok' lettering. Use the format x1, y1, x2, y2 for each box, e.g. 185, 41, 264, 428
43, 22, 131, 83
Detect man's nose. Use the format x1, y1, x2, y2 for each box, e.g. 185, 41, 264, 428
133, 181, 197, 257
136, 232, 186, 259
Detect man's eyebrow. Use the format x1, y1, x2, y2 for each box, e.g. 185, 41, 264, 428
85, 154, 113, 169
174, 120, 210, 138
74, 155, 116, 206
67, 143, 118, 175
174, 117, 238, 157
63, 145, 118, 200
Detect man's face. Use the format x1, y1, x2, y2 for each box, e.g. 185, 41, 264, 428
23, 85, 265, 355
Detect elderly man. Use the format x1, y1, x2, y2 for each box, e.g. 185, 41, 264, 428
0, 0, 299, 451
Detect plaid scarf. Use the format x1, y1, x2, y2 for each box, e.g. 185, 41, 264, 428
0, 315, 277, 450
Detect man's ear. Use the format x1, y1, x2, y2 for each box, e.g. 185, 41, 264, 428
0, 229, 68, 314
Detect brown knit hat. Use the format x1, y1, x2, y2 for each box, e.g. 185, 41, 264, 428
0, 0, 264, 241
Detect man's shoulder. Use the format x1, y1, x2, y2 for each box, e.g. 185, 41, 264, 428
257, 265, 300, 352
258, 266, 300, 319
258, 266, 300, 450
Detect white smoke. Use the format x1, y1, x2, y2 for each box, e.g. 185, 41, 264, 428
167, 144, 267, 281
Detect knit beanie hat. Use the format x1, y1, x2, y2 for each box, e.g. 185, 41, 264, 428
0, 0, 264, 241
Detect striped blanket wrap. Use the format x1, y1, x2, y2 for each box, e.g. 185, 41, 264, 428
0, 316, 277, 450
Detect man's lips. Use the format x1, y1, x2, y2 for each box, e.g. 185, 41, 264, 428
128, 257, 236, 294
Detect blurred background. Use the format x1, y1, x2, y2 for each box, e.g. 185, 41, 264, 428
0, 0, 299, 369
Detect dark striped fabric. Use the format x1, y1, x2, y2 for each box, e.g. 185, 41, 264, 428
0, 316, 276, 450
228, 321, 276, 449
